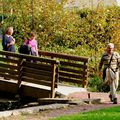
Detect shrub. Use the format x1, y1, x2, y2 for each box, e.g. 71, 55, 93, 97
88, 75, 101, 92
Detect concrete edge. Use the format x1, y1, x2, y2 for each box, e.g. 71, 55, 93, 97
0, 103, 69, 118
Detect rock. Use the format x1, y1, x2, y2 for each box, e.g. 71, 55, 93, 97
82, 98, 101, 104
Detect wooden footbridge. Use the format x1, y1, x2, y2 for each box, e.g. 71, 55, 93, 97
0, 50, 89, 99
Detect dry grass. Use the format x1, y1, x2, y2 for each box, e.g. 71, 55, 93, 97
0, 113, 49, 120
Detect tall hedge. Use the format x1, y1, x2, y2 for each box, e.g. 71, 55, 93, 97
0, 0, 120, 74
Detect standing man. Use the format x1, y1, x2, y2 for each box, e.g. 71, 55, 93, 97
98, 43, 120, 104
2, 26, 16, 52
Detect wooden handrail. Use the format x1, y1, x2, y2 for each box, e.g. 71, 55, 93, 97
0, 51, 59, 64
38, 50, 89, 88
0, 50, 59, 98
39, 50, 89, 62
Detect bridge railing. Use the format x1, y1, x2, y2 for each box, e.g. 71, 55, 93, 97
38, 50, 89, 88
0, 51, 59, 98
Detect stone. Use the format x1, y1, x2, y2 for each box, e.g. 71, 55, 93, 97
82, 98, 101, 104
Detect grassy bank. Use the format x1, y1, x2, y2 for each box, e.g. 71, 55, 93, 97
51, 106, 120, 120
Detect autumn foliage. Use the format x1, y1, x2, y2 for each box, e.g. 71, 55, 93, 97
0, 0, 120, 74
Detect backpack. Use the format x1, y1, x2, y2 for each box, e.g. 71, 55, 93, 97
18, 44, 31, 54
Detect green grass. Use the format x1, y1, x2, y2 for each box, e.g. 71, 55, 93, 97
51, 106, 120, 120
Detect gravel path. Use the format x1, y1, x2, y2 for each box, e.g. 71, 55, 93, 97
42, 103, 120, 118
1, 91, 120, 120
68, 91, 120, 103
41, 91, 120, 118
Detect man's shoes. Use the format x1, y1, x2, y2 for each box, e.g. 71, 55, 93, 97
109, 95, 117, 104
113, 98, 117, 104
109, 94, 113, 102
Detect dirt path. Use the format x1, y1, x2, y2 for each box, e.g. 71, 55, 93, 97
68, 91, 120, 103
41, 103, 120, 118
1, 92, 120, 120
2, 103, 119, 120
41, 91, 120, 118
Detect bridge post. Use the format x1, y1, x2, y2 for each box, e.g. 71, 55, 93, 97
17, 58, 24, 96
82, 62, 88, 88
51, 63, 58, 98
